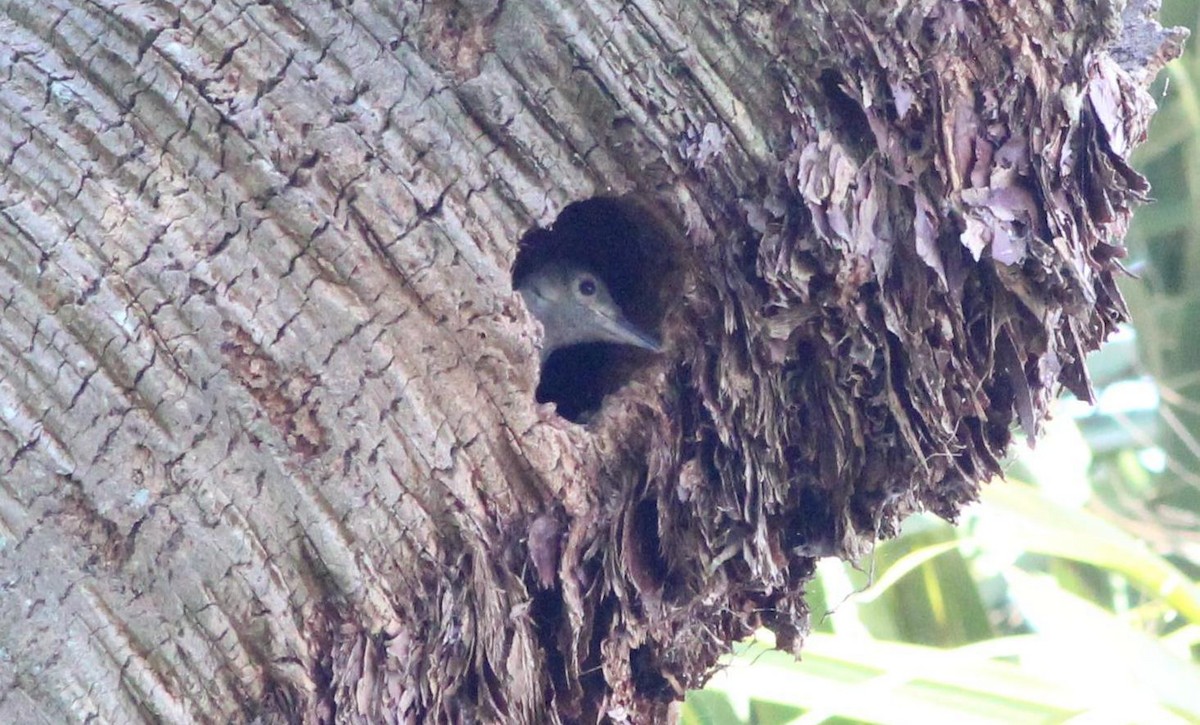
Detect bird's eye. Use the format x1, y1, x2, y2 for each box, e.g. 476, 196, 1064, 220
578, 278, 597, 296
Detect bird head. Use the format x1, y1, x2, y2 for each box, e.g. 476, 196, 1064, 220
518, 261, 662, 361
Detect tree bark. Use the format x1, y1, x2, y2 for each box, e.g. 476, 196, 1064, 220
0, 0, 1183, 722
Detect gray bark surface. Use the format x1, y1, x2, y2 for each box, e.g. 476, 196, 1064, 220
0, 0, 1183, 722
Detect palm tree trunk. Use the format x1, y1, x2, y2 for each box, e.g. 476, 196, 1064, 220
0, 0, 1182, 721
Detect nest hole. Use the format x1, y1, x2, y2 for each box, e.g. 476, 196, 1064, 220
512, 196, 678, 422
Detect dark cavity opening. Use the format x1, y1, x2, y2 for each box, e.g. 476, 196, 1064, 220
513, 196, 676, 422
623, 496, 668, 597
818, 69, 875, 156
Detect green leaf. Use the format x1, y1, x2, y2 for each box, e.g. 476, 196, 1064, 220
976, 481, 1200, 626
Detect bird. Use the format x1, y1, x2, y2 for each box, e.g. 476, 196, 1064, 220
517, 260, 662, 362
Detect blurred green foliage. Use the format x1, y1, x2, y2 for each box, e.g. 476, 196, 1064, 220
686, 3, 1200, 721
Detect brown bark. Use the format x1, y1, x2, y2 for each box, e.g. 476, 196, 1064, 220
0, 0, 1183, 722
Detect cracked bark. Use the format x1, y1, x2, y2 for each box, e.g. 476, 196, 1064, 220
0, 1, 1184, 723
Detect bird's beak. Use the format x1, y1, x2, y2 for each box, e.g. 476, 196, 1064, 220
593, 311, 662, 353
